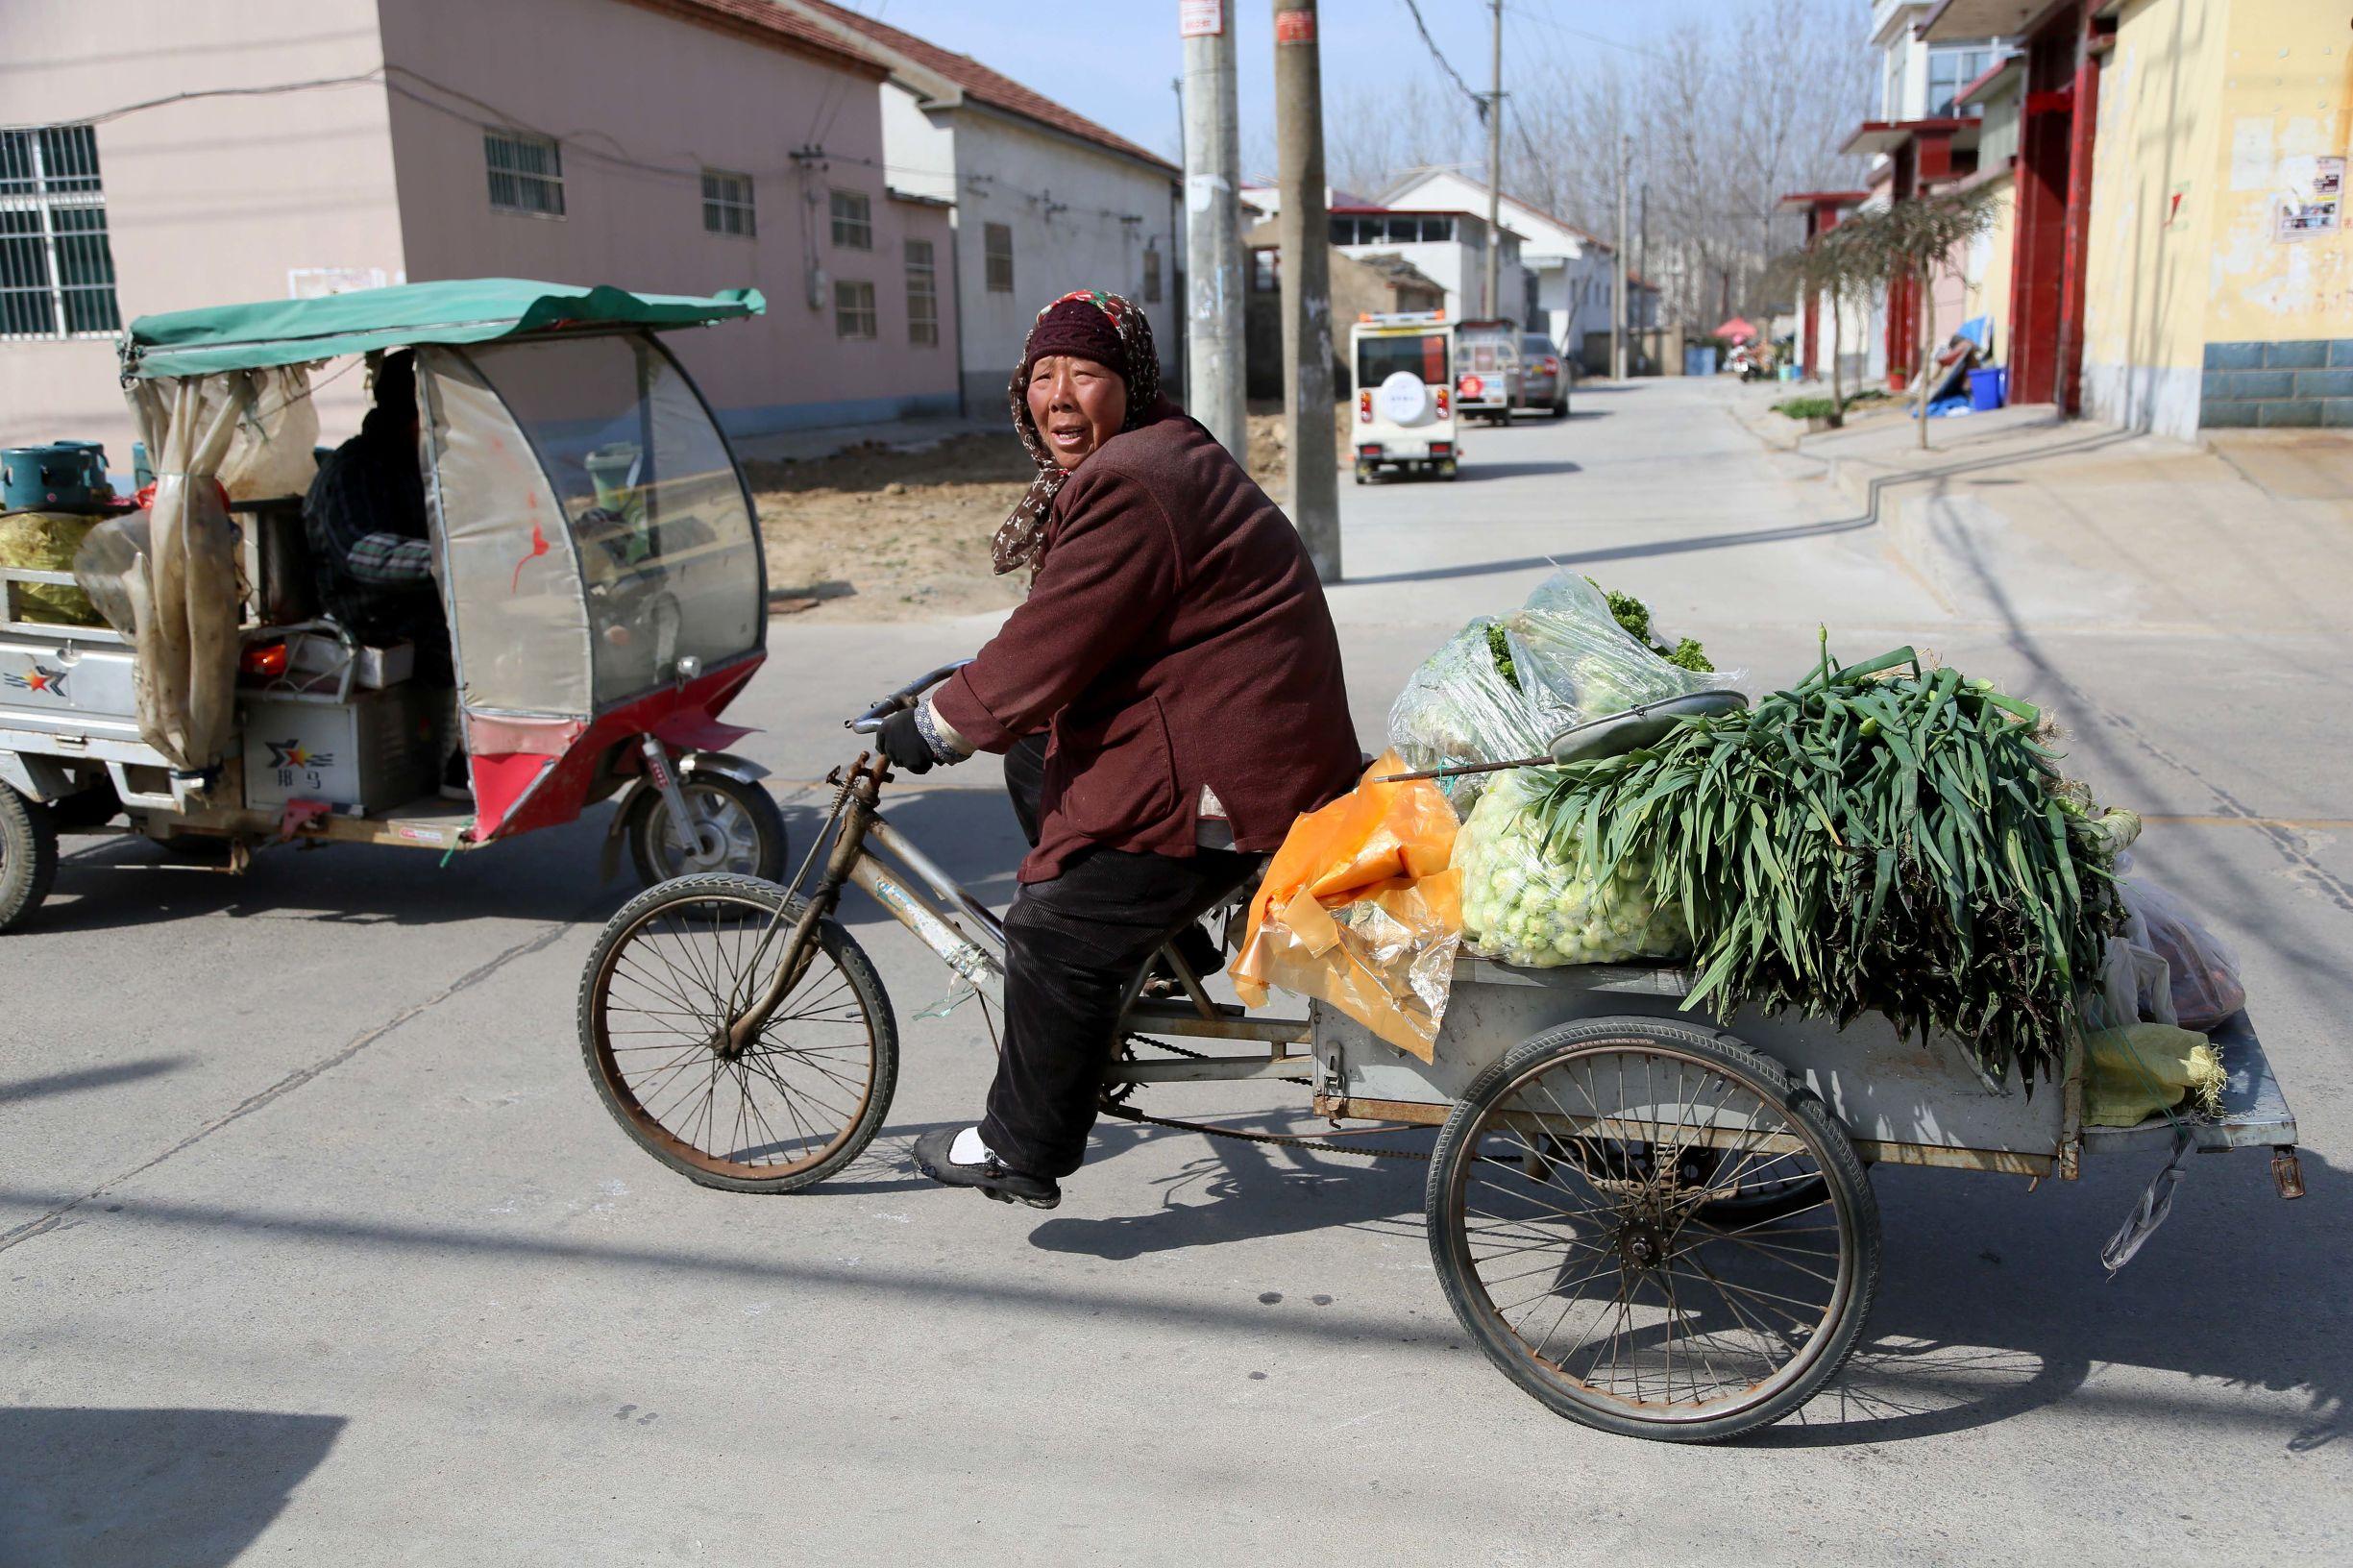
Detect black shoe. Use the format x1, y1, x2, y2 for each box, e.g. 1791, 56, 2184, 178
913, 1127, 1062, 1210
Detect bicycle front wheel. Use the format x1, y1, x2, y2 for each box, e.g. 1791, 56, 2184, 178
577, 873, 897, 1192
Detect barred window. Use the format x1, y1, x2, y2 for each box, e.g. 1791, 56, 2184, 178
904, 239, 939, 346
984, 222, 1014, 293
829, 189, 872, 250
485, 131, 564, 216
1141, 246, 1163, 304
702, 169, 754, 236
0, 126, 120, 340
834, 279, 877, 339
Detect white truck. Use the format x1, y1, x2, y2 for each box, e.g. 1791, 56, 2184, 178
1454, 317, 1525, 425
1349, 311, 1459, 482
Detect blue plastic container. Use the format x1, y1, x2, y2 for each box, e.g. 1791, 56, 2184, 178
1969, 366, 2008, 411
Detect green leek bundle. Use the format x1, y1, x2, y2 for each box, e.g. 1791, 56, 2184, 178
1534, 641, 2120, 1086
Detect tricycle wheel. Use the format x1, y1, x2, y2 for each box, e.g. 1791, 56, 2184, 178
626, 771, 788, 884
1427, 1017, 1877, 1442
577, 872, 897, 1193
0, 780, 59, 934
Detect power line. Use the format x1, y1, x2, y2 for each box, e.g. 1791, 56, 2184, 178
1398, 0, 1487, 119
1513, 4, 1666, 61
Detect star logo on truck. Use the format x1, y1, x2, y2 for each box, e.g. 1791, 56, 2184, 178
264, 739, 335, 771
3, 663, 69, 699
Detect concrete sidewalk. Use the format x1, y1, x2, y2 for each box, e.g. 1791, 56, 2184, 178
1733, 388, 2353, 639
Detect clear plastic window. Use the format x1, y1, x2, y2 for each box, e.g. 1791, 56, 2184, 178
461, 335, 762, 706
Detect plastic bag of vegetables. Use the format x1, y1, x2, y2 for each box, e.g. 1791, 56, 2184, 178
1387, 573, 1730, 805
1452, 769, 1689, 968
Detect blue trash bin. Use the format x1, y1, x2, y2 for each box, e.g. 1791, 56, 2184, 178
1969, 366, 2008, 411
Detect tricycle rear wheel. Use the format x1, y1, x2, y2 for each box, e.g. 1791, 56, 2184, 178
1427, 1017, 1878, 1442
578, 872, 896, 1192
0, 780, 59, 934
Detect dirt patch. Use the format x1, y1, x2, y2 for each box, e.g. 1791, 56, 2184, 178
751, 405, 1352, 623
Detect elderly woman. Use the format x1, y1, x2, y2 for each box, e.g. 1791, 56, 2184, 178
881, 288, 1360, 1210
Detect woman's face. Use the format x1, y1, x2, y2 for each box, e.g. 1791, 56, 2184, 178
1026, 354, 1127, 469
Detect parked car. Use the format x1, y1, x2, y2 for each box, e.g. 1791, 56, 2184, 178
1520, 333, 1571, 417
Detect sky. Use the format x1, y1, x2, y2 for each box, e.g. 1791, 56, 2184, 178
826, 0, 1729, 171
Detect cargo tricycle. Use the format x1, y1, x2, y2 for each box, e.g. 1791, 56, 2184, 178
0, 280, 787, 932
574, 664, 2304, 1443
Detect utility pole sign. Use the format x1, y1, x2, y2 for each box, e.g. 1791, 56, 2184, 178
1181, 0, 1247, 457
1274, 0, 1339, 580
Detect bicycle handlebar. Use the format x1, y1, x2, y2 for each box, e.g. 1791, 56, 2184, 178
847, 658, 974, 733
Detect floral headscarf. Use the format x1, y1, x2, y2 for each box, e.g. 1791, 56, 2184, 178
992, 288, 1162, 576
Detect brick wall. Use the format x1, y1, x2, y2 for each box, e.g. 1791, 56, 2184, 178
2199, 340, 2353, 429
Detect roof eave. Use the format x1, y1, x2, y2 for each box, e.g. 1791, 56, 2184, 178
615, 0, 890, 81
956, 95, 1179, 179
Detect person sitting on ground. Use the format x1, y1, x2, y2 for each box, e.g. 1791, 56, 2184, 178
881, 287, 1362, 1211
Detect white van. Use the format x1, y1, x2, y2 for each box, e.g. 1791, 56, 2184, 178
1349, 311, 1458, 482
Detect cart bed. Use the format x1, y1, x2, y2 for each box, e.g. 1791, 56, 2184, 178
1310, 957, 2295, 1178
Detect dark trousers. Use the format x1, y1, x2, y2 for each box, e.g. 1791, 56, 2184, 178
982, 735, 1254, 1179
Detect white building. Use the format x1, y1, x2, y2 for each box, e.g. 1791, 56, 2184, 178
1377, 170, 1617, 355
1870, 0, 2006, 123
782, 1, 1182, 410
1242, 182, 1528, 325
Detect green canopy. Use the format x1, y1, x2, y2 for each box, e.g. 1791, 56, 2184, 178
121, 279, 765, 379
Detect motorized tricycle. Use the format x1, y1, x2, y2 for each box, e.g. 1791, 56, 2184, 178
0, 280, 786, 932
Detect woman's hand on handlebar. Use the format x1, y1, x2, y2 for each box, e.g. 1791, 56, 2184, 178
876, 708, 936, 774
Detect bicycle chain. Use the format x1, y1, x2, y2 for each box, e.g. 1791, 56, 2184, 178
1099, 1034, 1434, 1162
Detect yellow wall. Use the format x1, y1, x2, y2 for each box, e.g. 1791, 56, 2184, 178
2083, 0, 2233, 380
1963, 173, 2017, 363
2201, 0, 2353, 344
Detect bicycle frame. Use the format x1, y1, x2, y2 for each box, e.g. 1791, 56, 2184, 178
728, 750, 1311, 1088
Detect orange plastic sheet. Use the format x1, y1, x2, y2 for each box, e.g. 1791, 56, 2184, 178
1233, 751, 1464, 1061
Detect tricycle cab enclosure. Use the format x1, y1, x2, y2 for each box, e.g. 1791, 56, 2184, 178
415, 331, 766, 839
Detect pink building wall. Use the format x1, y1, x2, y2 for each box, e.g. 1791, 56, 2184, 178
377, 0, 961, 436
0, 0, 404, 458
0, 0, 960, 461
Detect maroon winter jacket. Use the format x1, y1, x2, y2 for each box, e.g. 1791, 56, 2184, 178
935, 399, 1361, 883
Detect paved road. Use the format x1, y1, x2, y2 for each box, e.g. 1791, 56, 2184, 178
5, 379, 2346, 1565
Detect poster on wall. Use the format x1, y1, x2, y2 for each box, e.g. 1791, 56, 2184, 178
2274, 156, 2342, 243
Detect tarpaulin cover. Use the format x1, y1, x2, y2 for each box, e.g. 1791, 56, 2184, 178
1233, 752, 1463, 1060
81, 369, 277, 770
121, 280, 764, 379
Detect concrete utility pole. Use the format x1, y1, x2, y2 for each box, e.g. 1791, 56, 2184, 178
1182, 2, 1247, 457
1612, 135, 1630, 380
1273, 0, 1338, 580
1483, 0, 1504, 319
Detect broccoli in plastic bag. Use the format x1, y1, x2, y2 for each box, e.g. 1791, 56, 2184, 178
1387, 573, 1735, 804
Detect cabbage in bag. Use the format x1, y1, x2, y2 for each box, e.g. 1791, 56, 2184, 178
1388, 573, 1732, 805
1453, 770, 1689, 968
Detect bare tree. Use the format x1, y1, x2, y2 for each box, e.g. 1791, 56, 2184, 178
1505, 0, 1873, 326
1325, 74, 1478, 201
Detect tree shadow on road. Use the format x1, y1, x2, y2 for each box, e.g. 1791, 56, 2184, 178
0, 1407, 345, 1567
